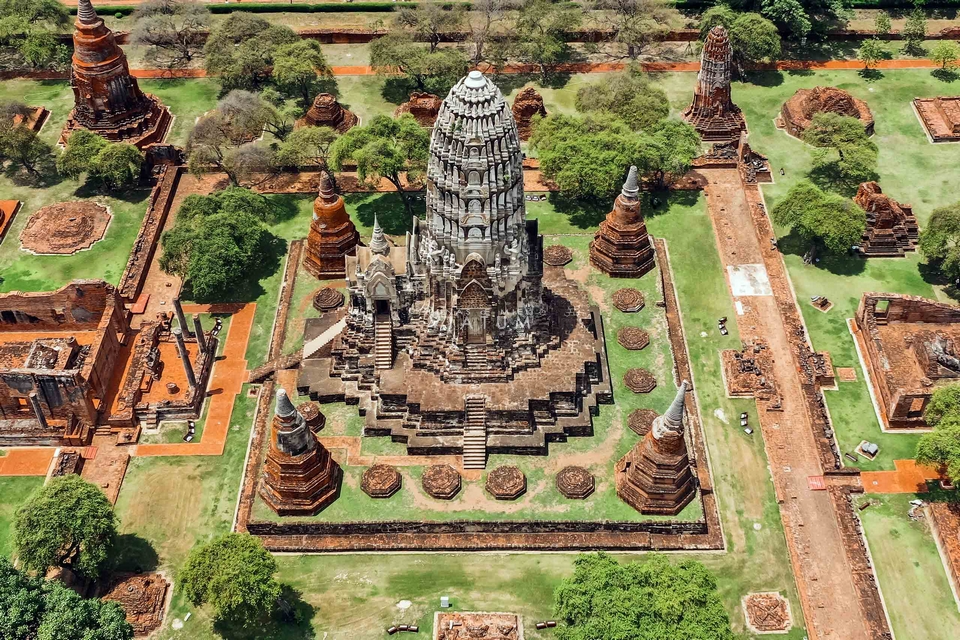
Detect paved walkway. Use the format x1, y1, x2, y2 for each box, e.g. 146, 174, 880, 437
862, 459, 942, 494
133, 303, 255, 457
0, 448, 54, 476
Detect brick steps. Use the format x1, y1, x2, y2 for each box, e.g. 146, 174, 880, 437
463, 395, 487, 469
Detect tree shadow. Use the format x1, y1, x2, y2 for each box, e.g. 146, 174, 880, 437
345, 192, 420, 235
776, 227, 867, 276
546, 192, 607, 229
786, 68, 816, 77
73, 180, 152, 203
265, 193, 305, 224
743, 70, 784, 87
4, 161, 61, 188
380, 77, 417, 105
111, 534, 160, 574
918, 259, 959, 300
212, 585, 316, 640
858, 68, 884, 82
933, 68, 960, 83
487, 72, 541, 96
808, 162, 878, 198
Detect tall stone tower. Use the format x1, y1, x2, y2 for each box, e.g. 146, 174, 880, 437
589, 166, 655, 278
260, 389, 341, 516
615, 381, 697, 515
61, 0, 170, 148
682, 26, 746, 143
304, 170, 360, 279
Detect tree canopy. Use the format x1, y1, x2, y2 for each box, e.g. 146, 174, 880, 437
330, 114, 429, 217
0, 102, 53, 180
700, 6, 781, 76
0, 557, 133, 640
802, 112, 878, 190
512, 0, 583, 77
272, 39, 332, 107
130, 0, 210, 69
179, 533, 282, 626
370, 32, 469, 95
554, 552, 735, 640
396, 2, 466, 53
771, 179, 865, 254
917, 384, 960, 484
275, 125, 338, 173
857, 38, 884, 71
919, 201, 960, 283
588, 0, 675, 60
574, 71, 670, 131
56, 130, 144, 189
203, 12, 299, 92
13, 475, 119, 580
0, 0, 70, 69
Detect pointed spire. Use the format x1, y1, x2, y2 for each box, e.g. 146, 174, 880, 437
77, 0, 99, 25
370, 214, 389, 256
621, 166, 639, 200
663, 380, 688, 429
275, 388, 297, 419
318, 170, 336, 201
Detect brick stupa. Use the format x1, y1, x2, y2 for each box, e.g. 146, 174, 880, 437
590, 166, 655, 278
511, 87, 547, 141
60, 0, 170, 148
682, 26, 745, 142
304, 170, 360, 279
394, 92, 443, 127
615, 380, 696, 515
778, 86, 874, 138
259, 388, 341, 516
854, 182, 919, 257
296, 93, 358, 133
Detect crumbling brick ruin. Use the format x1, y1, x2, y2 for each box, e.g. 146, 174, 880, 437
0, 281, 128, 446
913, 96, 960, 143
511, 87, 547, 141
721, 342, 779, 401
854, 182, 919, 257
590, 166, 655, 278
60, 0, 171, 149
19, 201, 111, 255
303, 170, 360, 280
682, 26, 746, 142
394, 91, 443, 127
99, 573, 169, 636
616, 381, 697, 515
854, 293, 960, 428
434, 612, 522, 640
777, 86, 874, 138
296, 93, 358, 133
259, 389, 342, 516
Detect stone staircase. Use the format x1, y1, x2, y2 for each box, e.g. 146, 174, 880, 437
462, 395, 487, 469
374, 319, 393, 371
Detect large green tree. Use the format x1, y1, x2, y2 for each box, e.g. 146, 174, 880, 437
917, 384, 960, 484
802, 112, 878, 190
90, 143, 144, 190
369, 32, 468, 95
0, 103, 54, 180
771, 179, 865, 255
179, 533, 281, 627
574, 71, 670, 131
589, 0, 675, 60
554, 553, 735, 640
699, 6, 781, 77
0, 0, 69, 69
0, 557, 133, 640
275, 125, 338, 173
130, 0, 210, 69
396, 2, 466, 53
512, 0, 583, 77
919, 201, 960, 283
330, 114, 429, 217
272, 39, 331, 107
13, 475, 118, 580
203, 12, 299, 92
637, 119, 701, 189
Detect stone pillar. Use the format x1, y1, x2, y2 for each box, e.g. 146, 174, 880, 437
28, 392, 47, 429
172, 298, 191, 337
192, 314, 207, 351
172, 327, 197, 389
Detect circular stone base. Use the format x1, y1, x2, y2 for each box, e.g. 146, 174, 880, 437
422, 464, 461, 500
617, 327, 650, 350
361, 464, 402, 498
613, 288, 645, 313
624, 368, 657, 393
543, 245, 573, 267
628, 409, 659, 436
297, 401, 325, 432
313, 287, 345, 312
485, 465, 527, 500
20, 201, 111, 255
556, 466, 595, 499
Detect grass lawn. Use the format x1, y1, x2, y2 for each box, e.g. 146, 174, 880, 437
0, 476, 43, 558
857, 493, 960, 640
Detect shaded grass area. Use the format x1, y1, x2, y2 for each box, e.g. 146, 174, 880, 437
0, 476, 43, 558
857, 493, 960, 640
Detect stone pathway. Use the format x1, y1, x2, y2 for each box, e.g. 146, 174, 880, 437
861, 459, 942, 494
0, 448, 54, 476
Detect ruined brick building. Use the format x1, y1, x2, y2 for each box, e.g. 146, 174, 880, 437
855, 293, 960, 428
297, 93, 358, 133
299, 71, 611, 468
778, 86, 874, 138
914, 96, 960, 143
60, 0, 171, 148
854, 182, 919, 257
303, 170, 360, 279
682, 26, 746, 142
589, 165, 655, 278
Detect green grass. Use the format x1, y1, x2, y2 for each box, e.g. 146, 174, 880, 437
0, 477, 43, 558
857, 493, 960, 640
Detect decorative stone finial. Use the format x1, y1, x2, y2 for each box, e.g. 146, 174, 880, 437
318, 169, 336, 201
663, 380, 688, 429
465, 70, 486, 89
275, 388, 297, 419
621, 166, 639, 200
77, 0, 99, 25
370, 214, 389, 256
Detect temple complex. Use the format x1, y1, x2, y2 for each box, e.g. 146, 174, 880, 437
855, 293, 960, 429
297, 93, 359, 132
511, 87, 547, 141
60, 0, 171, 148
778, 86, 874, 138
259, 389, 342, 516
682, 26, 746, 142
303, 170, 361, 279
854, 182, 919, 257
394, 92, 443, 127
914, 96, 960, 142
615, 381, 697, 515
298, 71, 612, 468
589, 166, 655, 278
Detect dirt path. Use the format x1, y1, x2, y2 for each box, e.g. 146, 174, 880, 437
862, 459, 942, 493
0, 448, 54, 476
703, 168, 873, 640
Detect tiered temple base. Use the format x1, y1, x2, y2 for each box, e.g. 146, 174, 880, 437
260, 444, 342, 516
60, 95, 171, 149
915, 96, 960, 142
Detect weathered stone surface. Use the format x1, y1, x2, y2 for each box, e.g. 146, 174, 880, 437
19, 201, 111, 255
914, 96, 960, 142
590, 166, 655, 278
778, 86, 874, 138
627, 408, 658, 436
394, 92, 443, 126
617, 326, 649, 351
99, 573, 169, 636
616, 381, 696, 515
543, 244, 573, 266
854, 182, 919, 257
313, 287, 345, 312
511, 86, 547, 140
297, 400, 325, 432
361, 463, 402, 498
485, 465, 526, 500
61, 0, 170, 148
682, 26, 745, 142
297, 93, 358, 133
612, 288, 644, 313
422, 464, 461, 499
556, 465, 595, 499
624, 368, 657, 393
304, 170, 360, 280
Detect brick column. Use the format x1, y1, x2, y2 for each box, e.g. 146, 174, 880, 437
172, 298, 192, 337
192, 314, 207, 351
28, 392, 47, 429
172, 327, 197, 389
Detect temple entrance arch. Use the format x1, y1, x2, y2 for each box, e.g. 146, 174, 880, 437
459, 280, 489, 344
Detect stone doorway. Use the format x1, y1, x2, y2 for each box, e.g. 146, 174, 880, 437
374, 299, 390, 321
466, 311, 486, 344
